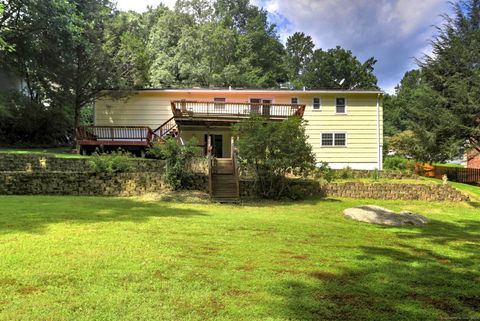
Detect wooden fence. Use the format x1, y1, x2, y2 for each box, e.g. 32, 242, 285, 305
418, 163, 480, 185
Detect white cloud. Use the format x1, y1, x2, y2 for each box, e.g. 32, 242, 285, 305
256, 0, 451, 90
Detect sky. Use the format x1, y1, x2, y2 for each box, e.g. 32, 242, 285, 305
114, 0, 453, 93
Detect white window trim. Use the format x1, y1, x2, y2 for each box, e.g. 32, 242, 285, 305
335, 97, 347, 115
213, 97, 226, 109
312, 97, 322, 111
320, 132, 348, 147
291, 97, 299, 105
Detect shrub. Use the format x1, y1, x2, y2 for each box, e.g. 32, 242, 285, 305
370, 168, 380, 180
0, 91, 71, 146
146, 141, 167, 159
384, 156, 410, 170
313, 161, 335, 182
152, 138, 201, 190
89, 149, 133, 174
336, 166, 354, 179
233, 116, 316, 200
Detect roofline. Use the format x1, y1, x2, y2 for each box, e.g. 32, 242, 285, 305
102, 88, 384, 95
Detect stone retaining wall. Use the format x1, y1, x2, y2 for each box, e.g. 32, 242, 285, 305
323, 182, 467, 202
0, 154, 165, 172
0, 172, 208, 196
240, 179, 468, 202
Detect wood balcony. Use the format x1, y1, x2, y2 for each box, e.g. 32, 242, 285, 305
170, 100, 305, 125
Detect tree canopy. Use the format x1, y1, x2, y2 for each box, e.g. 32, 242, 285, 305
384, 0, 480, 162
0, 0, 379, 145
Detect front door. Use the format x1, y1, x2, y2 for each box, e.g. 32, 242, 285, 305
204, 134, 223, 158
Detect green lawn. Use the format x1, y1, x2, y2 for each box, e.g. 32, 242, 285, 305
0, 195, 479, 321
0, 147, 87, 158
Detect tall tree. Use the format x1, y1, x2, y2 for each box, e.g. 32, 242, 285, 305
418, 0, 480, 154
301, 46, 378, 89
285, 32, 314, 87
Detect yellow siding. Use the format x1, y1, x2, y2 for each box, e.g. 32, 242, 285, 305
95, 90, 382, 168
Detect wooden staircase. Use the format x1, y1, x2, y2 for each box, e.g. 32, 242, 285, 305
209, 157, 240, 203
153, 116, 178, 141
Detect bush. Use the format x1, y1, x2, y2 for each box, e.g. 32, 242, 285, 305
150, 138, 201, 190
370, 168, 380, 180
233, 116, 316, 200
0, 91, 71, 146
89, 149, 133, 174
384, 156, 410, 170
335, 166, 354, 179
313, 161, 335, 182
146, 141, 167, 159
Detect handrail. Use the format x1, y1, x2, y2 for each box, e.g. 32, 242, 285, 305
153, 116, 177, 139
171, 100, 306, 119
76, 126, 154, 144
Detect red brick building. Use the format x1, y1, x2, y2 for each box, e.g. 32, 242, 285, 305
467, 150, 480, 168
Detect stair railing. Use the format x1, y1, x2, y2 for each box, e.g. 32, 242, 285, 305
153, 116, 177, 140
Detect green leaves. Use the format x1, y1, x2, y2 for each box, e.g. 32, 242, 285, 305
300, 46, 378, 90
233, 116, 316, 199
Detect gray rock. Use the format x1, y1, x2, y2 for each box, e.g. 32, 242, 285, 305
343, 205, 428, 226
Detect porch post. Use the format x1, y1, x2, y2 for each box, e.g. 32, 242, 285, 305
207, 135, 212, 157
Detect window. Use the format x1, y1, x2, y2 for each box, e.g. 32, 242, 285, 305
313, 97, 321, 110
291, 97, 298, 105
214, 97, 226, 110
336, 97, 346, 114
334, 133, 346, 146
321, 133, 333, 146
321, 132, 347, 147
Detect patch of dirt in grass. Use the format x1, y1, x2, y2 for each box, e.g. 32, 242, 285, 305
273, 269, 303, 275
226, 288, 252, 297
17, 286, 41, 295
0, 278, 17, 286
136, 191, 211, 204
153, 270, 168, 280
410, 295, 462, 314
236, 265, 255, 272
291, 255, 309, 260
200, 246, 218, 255
279, 249, 295, 255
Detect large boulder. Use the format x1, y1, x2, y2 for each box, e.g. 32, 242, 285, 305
343, 205, 428, 226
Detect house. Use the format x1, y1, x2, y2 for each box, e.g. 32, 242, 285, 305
467, 150, 480, 169
77, 88, 384, 171
0, 69, 28, 93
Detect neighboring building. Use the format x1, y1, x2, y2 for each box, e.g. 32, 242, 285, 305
81, 88, 383, 170
467, 150, 480, 169
0, 69, 27, 93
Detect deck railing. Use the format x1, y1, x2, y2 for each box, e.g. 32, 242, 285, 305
76, 126, 154, 144
170, 100, 305, 119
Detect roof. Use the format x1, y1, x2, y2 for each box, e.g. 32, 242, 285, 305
107, 87, 384, 95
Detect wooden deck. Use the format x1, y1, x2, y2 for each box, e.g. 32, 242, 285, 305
76, 126, 154, 153
170, 100, 305, 125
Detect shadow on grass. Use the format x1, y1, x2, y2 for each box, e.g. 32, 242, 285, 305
0, 196, 207, 234
273, 219, 480, 320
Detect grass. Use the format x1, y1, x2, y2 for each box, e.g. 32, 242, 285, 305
0, 195, 479, 320
0, 147, 87, 159
335, 177, 437, 185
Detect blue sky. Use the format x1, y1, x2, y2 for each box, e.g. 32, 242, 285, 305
115, 0, 453, 93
